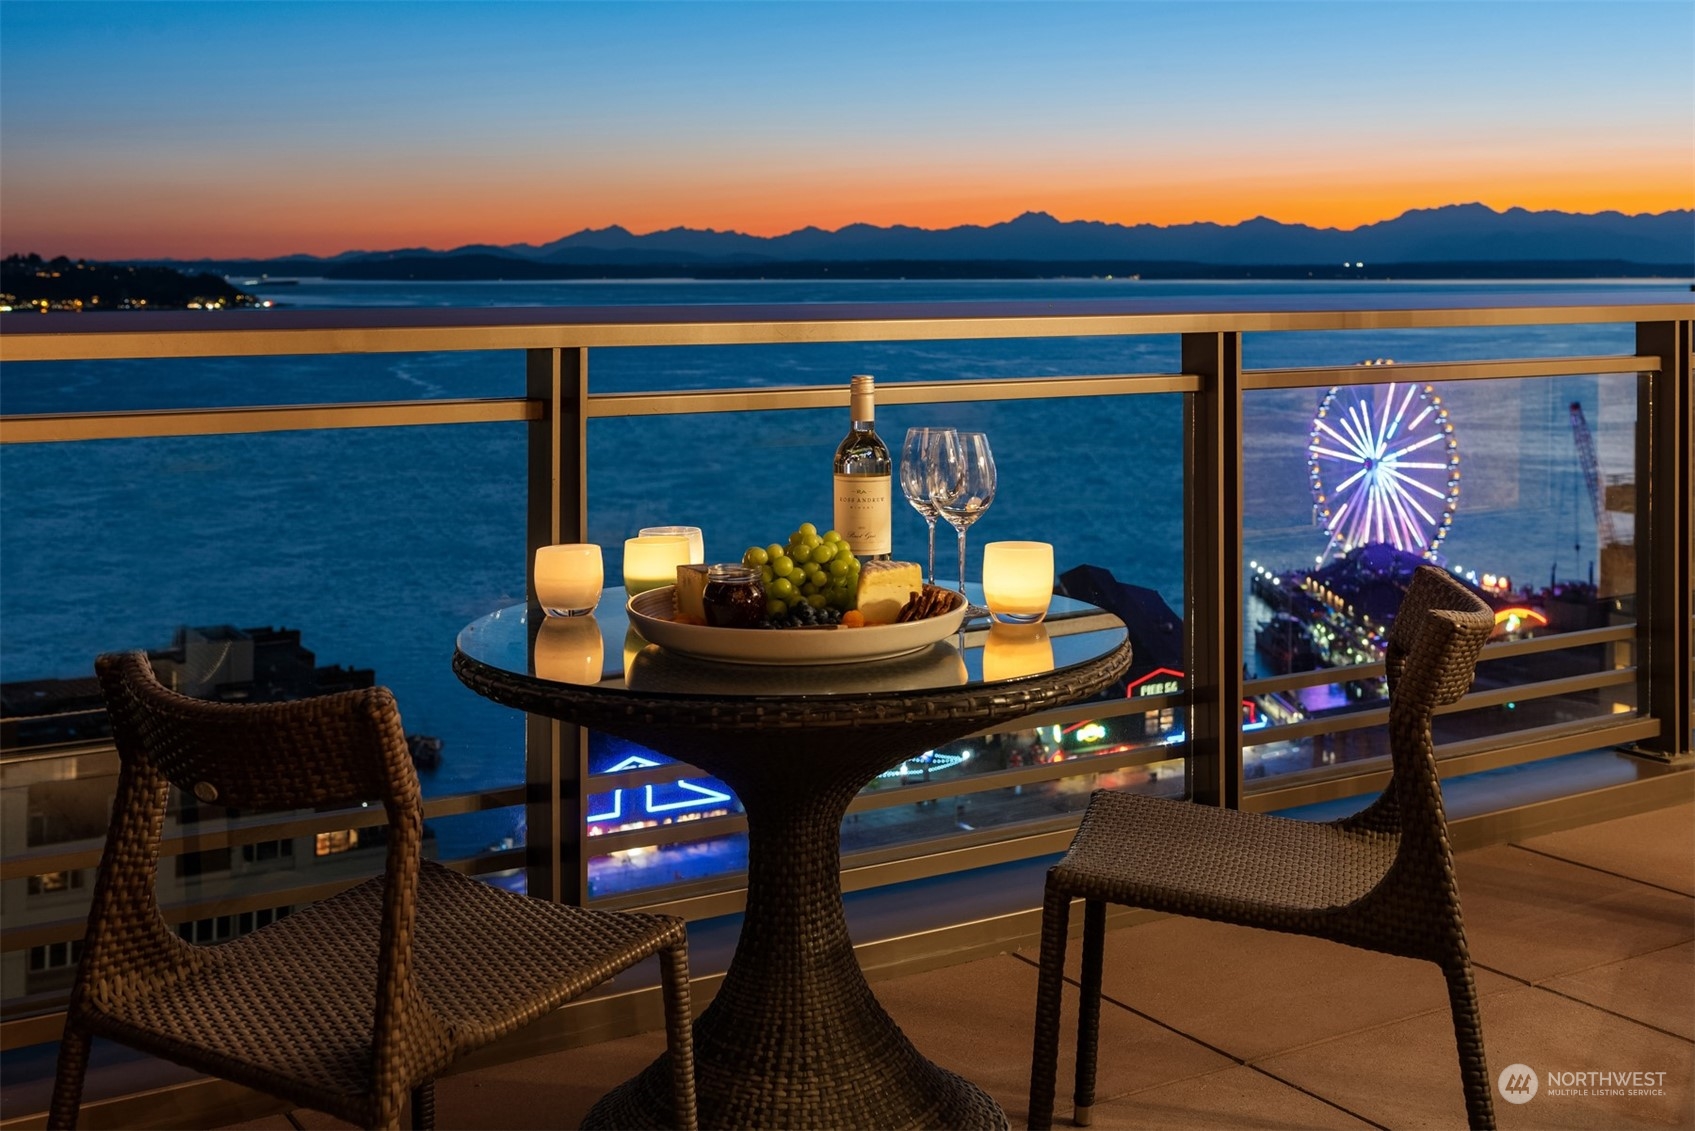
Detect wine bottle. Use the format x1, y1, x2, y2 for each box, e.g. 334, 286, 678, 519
833, 374, 892, 559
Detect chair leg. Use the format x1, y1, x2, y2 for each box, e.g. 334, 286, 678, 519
659, 941, 699, 1131
1442, 960, 1496, 1131
47, 1023, 92, 1130
1027, 883, 1071, 1131
1071, 899, 1106, 1127
409, 1081, 436, 1130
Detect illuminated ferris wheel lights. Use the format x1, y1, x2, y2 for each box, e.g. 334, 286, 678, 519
1309, 381, 1460, 562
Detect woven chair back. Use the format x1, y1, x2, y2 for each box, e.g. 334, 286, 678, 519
1362, 566, 1495, 847
95, 650, 417, 815
1385, 565, 1496, 714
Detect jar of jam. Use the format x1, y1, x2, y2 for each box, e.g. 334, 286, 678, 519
702, 564, 766, 628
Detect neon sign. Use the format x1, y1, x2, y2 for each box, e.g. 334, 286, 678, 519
878, 749, 969, 781
587, 755, 735, 825
1492, 607, 1549, 635
1126, 667, 1184, 698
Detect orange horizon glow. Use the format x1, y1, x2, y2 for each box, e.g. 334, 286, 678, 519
6, 177, 1690, 263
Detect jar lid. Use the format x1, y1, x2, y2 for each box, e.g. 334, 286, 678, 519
707, 563, 760, 582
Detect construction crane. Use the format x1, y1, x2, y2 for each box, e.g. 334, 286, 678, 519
1569, 401, 1616, 547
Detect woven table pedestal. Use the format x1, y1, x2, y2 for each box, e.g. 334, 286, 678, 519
455, 615, 1131, 1131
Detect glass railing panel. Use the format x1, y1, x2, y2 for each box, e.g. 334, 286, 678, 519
1241, 368, 1642, 786
0, 424, 530, 866
0, 351, 520, 415
588, 831, 750, 902
591, 330, 1183, 395
587, 393, 1186, 608
1242, 316, 1643, 369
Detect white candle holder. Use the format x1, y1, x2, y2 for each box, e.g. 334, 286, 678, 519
639, 526, 705, 564
534, 543, 603, 617
982, 540, 1054, 624
623, 534, 694, 596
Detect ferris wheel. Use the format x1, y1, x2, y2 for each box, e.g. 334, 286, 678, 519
1308, 379, 1461, 564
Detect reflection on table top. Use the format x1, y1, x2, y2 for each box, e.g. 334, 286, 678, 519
455, 586, 1128, 702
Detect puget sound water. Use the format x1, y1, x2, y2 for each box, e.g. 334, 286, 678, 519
1, 276, 1684, 859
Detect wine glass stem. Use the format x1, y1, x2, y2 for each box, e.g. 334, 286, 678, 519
955, 524, 968, 600
925, 517, 937, 587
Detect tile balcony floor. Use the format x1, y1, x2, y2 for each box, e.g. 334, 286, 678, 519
231, 800, 1694, 1131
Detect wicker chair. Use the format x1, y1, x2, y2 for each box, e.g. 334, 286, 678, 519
49, 651, 698, 1131
1027, 564, 1498, 1131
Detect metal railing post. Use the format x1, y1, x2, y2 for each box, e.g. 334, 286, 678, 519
1182, 331, 1246, 807
1632, 320, 1693, 759
525, 347, 591, 902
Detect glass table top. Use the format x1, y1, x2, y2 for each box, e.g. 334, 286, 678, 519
456, 585, 1129, 702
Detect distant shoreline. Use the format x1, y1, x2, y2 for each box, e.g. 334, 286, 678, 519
225, 256, 1694, 284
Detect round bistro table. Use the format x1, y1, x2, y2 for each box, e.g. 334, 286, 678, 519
453, 590, 1131, 1131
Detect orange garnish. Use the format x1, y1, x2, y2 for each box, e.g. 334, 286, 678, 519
840, 610, 865, 628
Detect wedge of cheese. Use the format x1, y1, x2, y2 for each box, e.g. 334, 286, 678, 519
673, 563, 712, 623
854, 560, 922, 626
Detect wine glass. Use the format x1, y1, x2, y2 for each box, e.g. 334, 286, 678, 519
900, 426, 956, 587
928, 430, 996, 614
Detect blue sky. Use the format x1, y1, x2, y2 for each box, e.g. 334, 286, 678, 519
2, 1, 1689, 257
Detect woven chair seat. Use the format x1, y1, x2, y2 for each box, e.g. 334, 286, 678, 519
1051, 789, 1397, 917
93, 862, 686, 1109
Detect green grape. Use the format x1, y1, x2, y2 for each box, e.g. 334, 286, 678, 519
773, 555, 796, 577
833, 544, 855, 563
797, 522, 818, 538
770, 577, 796, 600
761, 565, 775, 583
828, 557, 850, 577
809, 543, 835, 565
823, 529, 841, 543
801, 580, 819, 596
766, 543, 785, 561
744, 546, 769, 566
766, 597, 788, 617
807, 593, 828, 609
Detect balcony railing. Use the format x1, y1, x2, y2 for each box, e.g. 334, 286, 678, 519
1, 292, 1690, 1118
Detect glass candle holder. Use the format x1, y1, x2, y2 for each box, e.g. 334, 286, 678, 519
638, 525, 705, 564
534, 543, 603, 617
533, 616, 605, 685
981, 540, 1054, 624
623, 534, 693, 595
982, 621, 1054, 681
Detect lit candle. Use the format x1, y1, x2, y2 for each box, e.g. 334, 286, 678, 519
981, 540, 1054, 624
534, 543, 603, 617
982, 621, 1054, 681
533, 616, 605, 685
638, 525, 705, 564
623, 534, 694, 595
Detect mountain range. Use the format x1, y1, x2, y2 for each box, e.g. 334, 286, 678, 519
167, 204, 1693, 279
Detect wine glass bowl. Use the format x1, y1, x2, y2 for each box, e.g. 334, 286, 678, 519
900, 426, 956, 587
927, 431, 996, 613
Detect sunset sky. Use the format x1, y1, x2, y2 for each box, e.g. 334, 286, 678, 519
2, 1, 1690, 260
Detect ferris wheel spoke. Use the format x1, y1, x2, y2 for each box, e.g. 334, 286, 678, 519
1343, 402, 1376, 455
1311, 444, 1367, 463
1375, 382, 1399, 450
1386, 431, 1445, 459
1334, 465, 1370, 493
1384, 483, 1425, 550
1389, 480, 1439, 525
1387, 468, 1451, 502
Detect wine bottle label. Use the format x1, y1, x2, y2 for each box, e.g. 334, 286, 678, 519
834, 472, 892, 556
